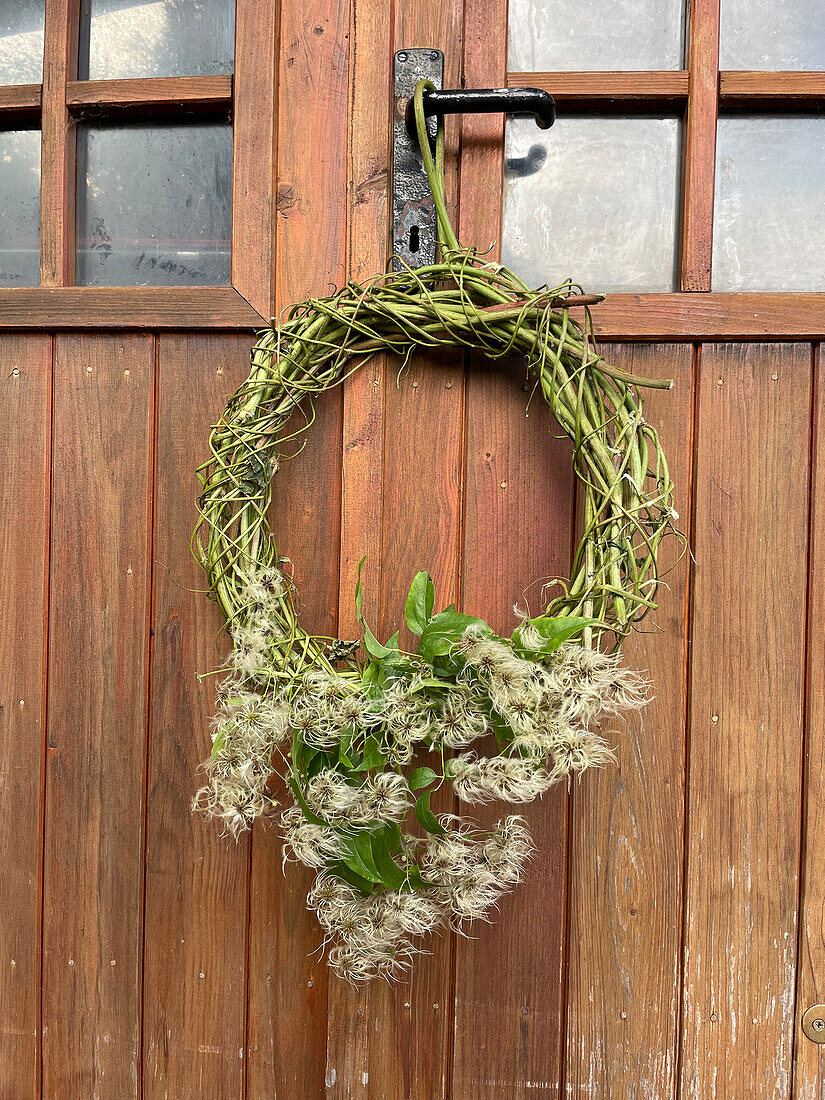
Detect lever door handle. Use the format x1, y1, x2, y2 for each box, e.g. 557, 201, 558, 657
405, 86, 556, 135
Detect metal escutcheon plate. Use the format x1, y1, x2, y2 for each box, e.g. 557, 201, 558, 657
391, 48, 444, 271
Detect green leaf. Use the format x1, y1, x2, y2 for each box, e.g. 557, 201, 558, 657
209, 727, 226, 760
370, 829, 407, 890
404, 571, 436, 636
356, 734, 386, 772
418, 610, 490, 664
326, 860, 374, 897
511, 614, 602, 657
362, 625, 401, 660
337, 831, 384, 884
288, 777, 326, 826
355, 554, 367, 622
409, 766, 438, 791
414, 791, 445, 835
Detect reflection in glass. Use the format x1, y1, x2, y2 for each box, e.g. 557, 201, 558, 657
502, 116, 681, 294
720, 0, 825, 69
508, 0, 685, 71
0, 130, 41, 287
76, 123, 232, 286
79, 0, 235, 80
0, 2, 45, 84
713, 117, 825, 291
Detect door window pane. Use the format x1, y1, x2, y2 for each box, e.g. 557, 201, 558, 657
76, 122, 232, 286
0, 1, 45, 85
508, 0, 685, 71
713, 117, 825, 291
502, 116, 681, 294
720, 0, 825, 70
0, 130, 41, 287
78, 0, 235, 80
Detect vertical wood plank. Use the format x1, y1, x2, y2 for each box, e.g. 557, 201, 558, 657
142, 336, 251, 1099
0, 337, 51, 1100
453, 5, 576, 1094
326, 0, 391, 1090
42, 335, 154, 1098
681, 343, 810, 1098
41, 0, 80, 285
565, 344, 693, 1099
793, 347, 824, 1100
246, 1, 351, 1096
232, 0, 278, 316
680, 0, 721, 292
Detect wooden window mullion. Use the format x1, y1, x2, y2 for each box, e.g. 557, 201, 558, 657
41, 0, 80, 287
680, 0, 721, 291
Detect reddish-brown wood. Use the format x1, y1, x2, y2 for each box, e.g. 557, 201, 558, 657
508, 70, 689, 105
0, 287, 263, 329
65, 76, 232, 113
564, 345, 693, 1098
0, 83, 41, 119
42, 335, 154, 1097
142, 336, 252, 1098
40, 0, 80, 286
793, 345, 823, 1096
329, 0, 390, 1087
681, 343, 810, 1096
720, 70, 825, 103
453, 5, 573, 1096
681, 0, 721, 292
0, 337, 51, 1100
245, 3, 350, 1097
587, 295, 825, 340
231, 0, 278, 317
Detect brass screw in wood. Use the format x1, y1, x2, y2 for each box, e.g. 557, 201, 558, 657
802, 1005, 825, 1043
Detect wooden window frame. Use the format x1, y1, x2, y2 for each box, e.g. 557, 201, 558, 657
0, 0, 274, 329
504, 0, 825, 338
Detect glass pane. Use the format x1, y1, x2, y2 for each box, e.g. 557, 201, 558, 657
502, 116, 681, 294
76, 122, 232, 286
713, 117, 825, 291
720, 0, 825, 70
79, 0, 235, 80
0, 1, 45, 84
0, 130, 41, 287
508, 0, 685, 71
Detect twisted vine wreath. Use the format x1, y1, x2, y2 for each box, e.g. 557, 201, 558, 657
192, 81, 681, 982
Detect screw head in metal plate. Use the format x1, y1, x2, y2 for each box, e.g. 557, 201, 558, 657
802, 1004, 825, 1042
397, 51, 408, 62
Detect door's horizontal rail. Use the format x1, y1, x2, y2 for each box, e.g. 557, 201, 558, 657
506, 71, 689, 106
590, 293, 825, 340
719, 70, 825, 104
0, 84, 41, 121
66, 75, 233, 115
0, 286, 264, 329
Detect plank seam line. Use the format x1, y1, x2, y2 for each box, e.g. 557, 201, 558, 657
138, 333, 160, 1100
787, 340, 819, 1098
37, 334, 56, 1100
674, 340, 702, 1099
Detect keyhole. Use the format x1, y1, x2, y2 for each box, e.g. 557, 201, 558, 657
408, 224, 420, 253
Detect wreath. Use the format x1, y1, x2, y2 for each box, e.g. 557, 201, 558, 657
192, 81, 681, 983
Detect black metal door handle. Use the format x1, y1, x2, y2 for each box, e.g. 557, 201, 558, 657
405, 86, 556, 135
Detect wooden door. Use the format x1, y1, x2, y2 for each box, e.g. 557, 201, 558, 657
1, 0, 824, 1097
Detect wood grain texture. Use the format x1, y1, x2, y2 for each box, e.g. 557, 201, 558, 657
681, 343, 811, 1098
453, 4, 573, 1095
42, 335, 154, 1098
41, 0, 80, 286
328, 0, 390, 1088
0, 287, 263, 329
66, 76, 232, 113
0, 83, 41, 120
681, 0, 721, 291
564, 344, 693, 1099
142, 336, 251, 1099
720, 71, 825, 103
508, 70, 689, 105
231, 0, 278, 316
588, 295, 825, 341
0, 337, 51, 1100
245, 2, 350, 1096
793, 347, 824, 1099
